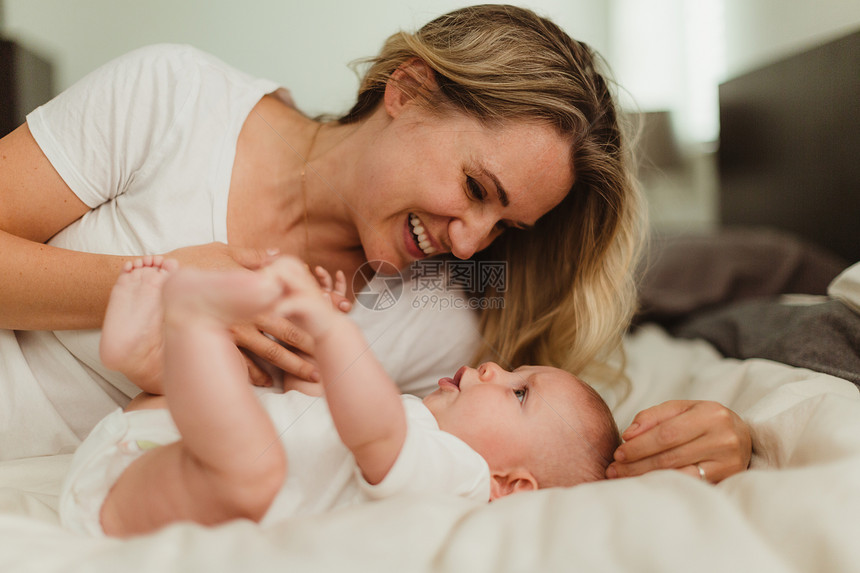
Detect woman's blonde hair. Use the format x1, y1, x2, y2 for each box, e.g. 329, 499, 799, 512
341, 5, 645, 386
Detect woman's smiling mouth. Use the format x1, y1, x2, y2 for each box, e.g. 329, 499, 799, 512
408, 213, 437, 256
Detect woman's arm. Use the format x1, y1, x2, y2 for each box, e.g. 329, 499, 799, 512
0, 124, 295, 332
0, 123, 129, 330
1, 118, 315, 385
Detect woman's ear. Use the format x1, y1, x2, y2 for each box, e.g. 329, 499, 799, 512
489, 469, 538, 501
383, 58, 438, 118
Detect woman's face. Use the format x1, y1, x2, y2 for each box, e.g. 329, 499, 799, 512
351, 106, 574, 270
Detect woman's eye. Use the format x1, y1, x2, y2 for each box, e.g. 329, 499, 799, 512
466, 177, 487, 201
514, 387, 527, 403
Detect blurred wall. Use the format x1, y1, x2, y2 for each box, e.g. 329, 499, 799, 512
3, 1, 858, 232
608, 0, 860, 232
4, 1, 859, 130
723, 0, 860, 78
1, 0, 608, 117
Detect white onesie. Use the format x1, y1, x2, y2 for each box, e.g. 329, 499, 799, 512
59, 392, 490, 536
1, 44, 480, 460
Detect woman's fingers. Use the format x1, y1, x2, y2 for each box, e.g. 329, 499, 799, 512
158, 248, 330, 383
620, 400, 696, 441
231, 322, 319, 382
609, 447, 745, 483
282, 374, 325, 396
255, 312, 315, 355
243, 353, 274, 387
230, 246, 281, 270
608, 401, 753, 483
616, 402, 705, 462
167, 242, 280, 272
609, 436, 718, 479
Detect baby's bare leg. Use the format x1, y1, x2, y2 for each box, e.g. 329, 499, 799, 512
101, 266, 288, 536
100, 256, 178, 394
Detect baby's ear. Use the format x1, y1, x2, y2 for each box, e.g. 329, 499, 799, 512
489, 469, 538, 501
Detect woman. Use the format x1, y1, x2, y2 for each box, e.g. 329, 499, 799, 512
0, 5, 749, 481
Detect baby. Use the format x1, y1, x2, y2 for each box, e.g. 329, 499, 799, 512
60, 256, 620, 537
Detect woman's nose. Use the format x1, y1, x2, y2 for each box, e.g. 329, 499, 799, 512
449, 214, 498, 260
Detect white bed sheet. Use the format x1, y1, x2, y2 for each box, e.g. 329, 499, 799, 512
2, 324, 859, 573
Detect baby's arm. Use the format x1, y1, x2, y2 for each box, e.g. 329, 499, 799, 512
281, 266, 351, 397
101, 266, 287, 536
273, 258, 407, 485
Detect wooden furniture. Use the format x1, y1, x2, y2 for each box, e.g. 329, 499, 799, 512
719, 30, 860, 263
0, 38, 54, 138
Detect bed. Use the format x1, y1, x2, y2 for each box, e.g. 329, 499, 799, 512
2, 32, 859, 573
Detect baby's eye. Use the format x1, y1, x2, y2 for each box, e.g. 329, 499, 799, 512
514, 387, 527, 404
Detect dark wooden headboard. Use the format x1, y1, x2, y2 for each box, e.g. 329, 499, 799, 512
718, 30, 860, 263
0, 39, 54, 138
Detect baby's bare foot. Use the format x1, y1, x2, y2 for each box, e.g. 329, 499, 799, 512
161, 267, 283, 328
100, 256, 178, 393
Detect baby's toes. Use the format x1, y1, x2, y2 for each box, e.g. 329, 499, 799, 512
160, 258, 180, 273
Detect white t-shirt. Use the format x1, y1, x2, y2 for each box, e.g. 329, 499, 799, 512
59, 392, 490, 536
1, 44, 480, 460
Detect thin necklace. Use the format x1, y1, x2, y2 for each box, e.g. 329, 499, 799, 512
301, 122, 323, 259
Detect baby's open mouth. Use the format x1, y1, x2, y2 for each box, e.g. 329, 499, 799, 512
452, 366, 466, 387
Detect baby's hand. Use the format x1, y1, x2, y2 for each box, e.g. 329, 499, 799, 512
313, 266, 352, 314
263, 257, 343, 339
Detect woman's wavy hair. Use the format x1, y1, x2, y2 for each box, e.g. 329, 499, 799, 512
340, 4, 645, 388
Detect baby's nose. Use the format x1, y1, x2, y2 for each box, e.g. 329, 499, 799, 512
477, 362, 502, 381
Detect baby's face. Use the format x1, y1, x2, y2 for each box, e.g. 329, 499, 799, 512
423, 363, 586, 470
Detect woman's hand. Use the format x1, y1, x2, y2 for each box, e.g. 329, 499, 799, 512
166, 242, 281, 274
164, 243, 323, 386
606, 400, 752, 484
229, 317, 318, 387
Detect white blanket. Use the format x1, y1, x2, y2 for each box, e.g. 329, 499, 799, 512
2, 325, 859, 573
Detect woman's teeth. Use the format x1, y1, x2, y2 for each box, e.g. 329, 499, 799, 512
410, 214, 437, 255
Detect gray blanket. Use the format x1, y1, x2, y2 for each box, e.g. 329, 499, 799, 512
636, 228, 848, 327
635, 228, 858, 388
672, 298, 860, 387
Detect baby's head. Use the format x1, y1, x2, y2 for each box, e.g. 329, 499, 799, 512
423, 362, 620, 500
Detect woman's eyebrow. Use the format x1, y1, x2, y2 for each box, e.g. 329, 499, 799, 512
477, 163, 510, 207
477, 163, 534, 230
